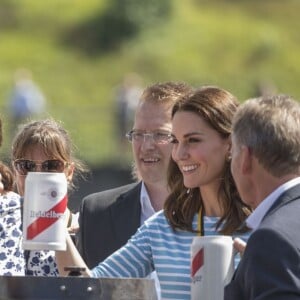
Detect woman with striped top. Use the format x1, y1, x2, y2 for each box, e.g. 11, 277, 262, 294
56, 86, 252, 299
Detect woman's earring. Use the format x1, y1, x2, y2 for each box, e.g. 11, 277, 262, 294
226, 155, 232, 162
186, 188, 191, 194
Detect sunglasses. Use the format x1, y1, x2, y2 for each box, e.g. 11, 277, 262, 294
14, 159, 68, 176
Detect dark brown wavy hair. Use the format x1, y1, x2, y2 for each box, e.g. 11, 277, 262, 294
0, 162, 14, 191
164, 86, 251, 235
0, 117, 14, 192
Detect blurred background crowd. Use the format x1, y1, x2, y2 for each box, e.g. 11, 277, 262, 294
0, 0, 299, 211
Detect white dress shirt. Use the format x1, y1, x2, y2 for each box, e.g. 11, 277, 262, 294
140, 182, 156, 225
246, 177, 300, 230
139, 181, 161, 299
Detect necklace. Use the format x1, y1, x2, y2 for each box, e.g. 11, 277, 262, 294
197, 206, 204, 236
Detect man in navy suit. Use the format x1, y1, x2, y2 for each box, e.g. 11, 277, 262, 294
225, 94, 300, 299
76, 82, 192, 269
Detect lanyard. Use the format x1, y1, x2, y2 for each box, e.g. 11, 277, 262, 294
197, 206, 204, 236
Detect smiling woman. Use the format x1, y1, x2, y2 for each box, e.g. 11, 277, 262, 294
166, 86, 251, 234
54, 85, 252, 300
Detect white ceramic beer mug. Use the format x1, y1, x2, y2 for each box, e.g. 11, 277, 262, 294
22, 172, 68, 251
191, 235, 234, 300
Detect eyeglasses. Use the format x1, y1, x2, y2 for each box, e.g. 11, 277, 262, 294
13, 159, 68, 176
126, 130, 173, 145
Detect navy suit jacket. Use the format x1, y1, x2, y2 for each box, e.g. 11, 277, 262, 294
224, 184, 300, 300
76, 182, 142, 268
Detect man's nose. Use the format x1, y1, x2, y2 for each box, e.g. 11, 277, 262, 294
143, 133, 156, 143
141, 133, 156, 149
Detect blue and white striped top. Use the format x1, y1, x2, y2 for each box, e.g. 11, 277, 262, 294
91, 210, 250, 299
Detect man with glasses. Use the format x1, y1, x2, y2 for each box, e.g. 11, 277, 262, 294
76, 82, 192, 296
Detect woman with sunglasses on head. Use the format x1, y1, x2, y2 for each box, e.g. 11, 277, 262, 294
11, 118, 87, 276
55, 86, 252, 299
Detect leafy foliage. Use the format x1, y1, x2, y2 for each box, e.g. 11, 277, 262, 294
0, 0, 299, 166
61, 0, 172, 55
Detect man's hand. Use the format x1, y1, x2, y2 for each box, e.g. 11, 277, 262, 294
233, 237, 247, 257
66, 210, 79, 234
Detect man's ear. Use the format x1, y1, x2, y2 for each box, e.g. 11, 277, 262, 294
66, 162, 75, 183
227, 135, 232, 151
240, 145, 252, 175
225, 136, 232, 158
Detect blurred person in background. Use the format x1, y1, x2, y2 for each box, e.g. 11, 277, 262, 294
0, 115, 24, 276
114, 73, 143, 153
56, 86, 251, 299
11, 118, 88, 276
8, 68, 46, 136
225, 94, 300, 299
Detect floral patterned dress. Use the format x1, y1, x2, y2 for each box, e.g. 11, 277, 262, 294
0, 191, 25, 275
25, 249, 58, 276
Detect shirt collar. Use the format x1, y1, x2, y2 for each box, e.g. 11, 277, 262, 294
246, 177, 300, 230
140, 181, 156, 225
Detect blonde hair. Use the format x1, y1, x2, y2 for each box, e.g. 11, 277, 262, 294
131, 81, 193, 181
